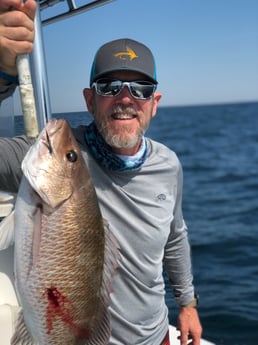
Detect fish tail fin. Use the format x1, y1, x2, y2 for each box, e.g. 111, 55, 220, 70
11, 309, 36, 345
85, 220, 120, 345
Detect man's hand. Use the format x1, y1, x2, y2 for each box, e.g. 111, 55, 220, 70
177, 307, 203, 345
0, 0, 36, 75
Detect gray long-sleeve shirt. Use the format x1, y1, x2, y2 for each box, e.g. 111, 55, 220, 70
1, 82, 195, 344
0, 124, 194, 345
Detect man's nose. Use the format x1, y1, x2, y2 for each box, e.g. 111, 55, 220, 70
115, 85, 133, 103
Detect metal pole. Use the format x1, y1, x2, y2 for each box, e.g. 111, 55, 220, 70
30, 3, 52, 130
41, 0, 115, 26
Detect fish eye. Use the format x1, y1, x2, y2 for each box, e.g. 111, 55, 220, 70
66, 150, 78, 163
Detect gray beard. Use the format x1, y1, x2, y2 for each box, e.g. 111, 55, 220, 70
95, 105, 147, 149
101, 125, 145, 149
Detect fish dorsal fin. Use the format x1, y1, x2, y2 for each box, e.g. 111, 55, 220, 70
0, 210, 15, 250
11, 309, 36, 345
85, 220, 120, 345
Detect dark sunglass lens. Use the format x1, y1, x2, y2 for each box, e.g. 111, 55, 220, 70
130, 82, 155, 99
97, 80, 122, 96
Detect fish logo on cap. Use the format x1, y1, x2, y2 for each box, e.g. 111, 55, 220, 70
113, 46, 138, 60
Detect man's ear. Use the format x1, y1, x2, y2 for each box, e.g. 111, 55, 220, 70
151, 92, 162, 118
83, 88, 94, 114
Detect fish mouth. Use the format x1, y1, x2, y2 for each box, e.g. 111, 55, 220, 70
41, 130, 53, 154
39, 119, 66, 154
43, 118, 66, 136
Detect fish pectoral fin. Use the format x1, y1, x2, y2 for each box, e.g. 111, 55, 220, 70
11, 309, 36, 345
0, 210, 15, 250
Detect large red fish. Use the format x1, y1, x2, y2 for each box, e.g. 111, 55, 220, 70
11, 119, 119, 345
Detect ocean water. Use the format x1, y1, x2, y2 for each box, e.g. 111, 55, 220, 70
15, 102, 258, 344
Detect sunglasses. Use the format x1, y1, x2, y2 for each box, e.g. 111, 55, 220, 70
91, 78, 157, 100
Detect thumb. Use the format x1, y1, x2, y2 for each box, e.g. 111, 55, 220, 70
22, 0, 37, 21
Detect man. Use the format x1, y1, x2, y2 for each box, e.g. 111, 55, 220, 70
0, 1, 202, 344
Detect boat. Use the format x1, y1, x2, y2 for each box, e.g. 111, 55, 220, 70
0, 1, 215, 343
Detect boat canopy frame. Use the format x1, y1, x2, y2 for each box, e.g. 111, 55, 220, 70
30, 0, 116, 129
39, 0, 115, 25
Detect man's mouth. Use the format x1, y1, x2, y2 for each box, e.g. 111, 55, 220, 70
111, 113, 136, 120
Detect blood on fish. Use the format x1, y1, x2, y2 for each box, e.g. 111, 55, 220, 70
45, 286, 91, 339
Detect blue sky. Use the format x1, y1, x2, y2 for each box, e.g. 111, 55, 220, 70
14, 0, 258, 113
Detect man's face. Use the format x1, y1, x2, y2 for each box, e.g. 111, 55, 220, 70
83, 71, 162, 155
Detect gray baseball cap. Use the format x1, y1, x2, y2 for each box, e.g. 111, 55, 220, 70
90, 38, 157, 85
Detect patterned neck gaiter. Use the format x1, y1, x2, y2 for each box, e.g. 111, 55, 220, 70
84, 122, 148, 171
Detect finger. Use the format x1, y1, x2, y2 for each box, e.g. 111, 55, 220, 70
1, 35, 34, 53
0, 21, 34, 41
179, 331, 189, 345
0, 0, 36, 23
1, 10, 34, 31
0, 26, 34, 58
0, 0, 23, 12
178, 330, 196, 345
190, 332, 201, 345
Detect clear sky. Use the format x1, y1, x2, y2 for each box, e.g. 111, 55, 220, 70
13, 0, 258, 113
